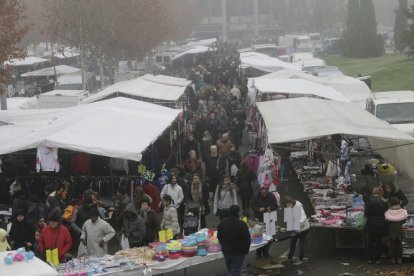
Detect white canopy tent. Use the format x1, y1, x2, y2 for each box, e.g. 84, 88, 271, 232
254, 69, 373, 108
83, 74, 190, 104
172, 46, 213, 61
21, 65, 80, 77
185, 38, 217, 47
240, 52, 301, 72
252, 78, 350, 102
256, 98, 414, 144
0, 97, 181, 161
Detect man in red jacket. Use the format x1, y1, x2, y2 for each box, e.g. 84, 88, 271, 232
39, 211, 72, 263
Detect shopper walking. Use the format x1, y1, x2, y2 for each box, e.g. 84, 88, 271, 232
214, 176, 238, 221
9, 209, 35, 251
80, 208, 115, 257
365, 186, 388, 264
285, 196, 310, 266
161, 195, 181, 238
217, 205, 251, 276
123, 203, 146, 248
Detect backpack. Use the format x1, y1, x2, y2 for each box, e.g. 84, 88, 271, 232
183, 215, 199, 229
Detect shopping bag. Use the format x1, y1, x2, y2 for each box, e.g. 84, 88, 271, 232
121, 234, 130, 250
46, 248, 59, 267
158, 230, 166, 242
166, 228, 174, 240
355, 212, 367, 230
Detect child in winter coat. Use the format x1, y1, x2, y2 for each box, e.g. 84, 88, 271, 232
161, 195, 180, 238
385, 197, 408, 264
0, 228, 11, 252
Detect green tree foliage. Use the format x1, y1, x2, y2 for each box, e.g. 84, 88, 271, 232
394, 0, 408, 53
342, 0, 384, 58
405, 4, 414, 56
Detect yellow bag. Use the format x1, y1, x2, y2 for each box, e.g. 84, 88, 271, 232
62, 205, 75, 222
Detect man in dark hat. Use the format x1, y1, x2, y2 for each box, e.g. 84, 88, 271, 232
217, 205, 251, 276
80, 208, 115, 257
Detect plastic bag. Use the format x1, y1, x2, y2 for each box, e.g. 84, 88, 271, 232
121, 234, 130, 250
355, 212, 367, 230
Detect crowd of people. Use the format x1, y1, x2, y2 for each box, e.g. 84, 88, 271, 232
1, 43, 277, 271
1, 42, 410, 276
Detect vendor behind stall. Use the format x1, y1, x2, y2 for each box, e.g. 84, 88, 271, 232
251, 184, 278, 259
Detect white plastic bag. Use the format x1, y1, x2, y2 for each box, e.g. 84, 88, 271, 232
230, 164, 238, 177
121, 234, 130, 250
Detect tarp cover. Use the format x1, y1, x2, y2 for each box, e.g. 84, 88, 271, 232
256, 98, 414, 144
172, 46, 213, 61
240, 52, 301, 72
252, 78, 350, 102
0, 97, 181, 161
21, 65, 80, 77
83, 74, 190, 103
254, 69, 373, 107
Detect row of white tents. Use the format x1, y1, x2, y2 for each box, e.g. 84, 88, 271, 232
1, 74, 190, 162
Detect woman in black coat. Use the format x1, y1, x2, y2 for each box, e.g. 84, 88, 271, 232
364, 186, 388, 264
9, 209, 36, 251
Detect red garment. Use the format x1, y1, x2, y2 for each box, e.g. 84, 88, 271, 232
39, 225, 72, 262
143, 183, 161, 212
71, 152, 92, 175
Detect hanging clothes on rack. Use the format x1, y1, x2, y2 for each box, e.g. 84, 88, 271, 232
36, 147, 60, 173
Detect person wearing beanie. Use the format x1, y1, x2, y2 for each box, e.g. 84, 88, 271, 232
39, 211, 72, 263
0, 228, 11, 252
80, 208, 115, 257
251, 186, 278, 259
46, 196, 62, 218
114, 185, 131, 231
9, 209, 35, 251
217, 205, 251, 276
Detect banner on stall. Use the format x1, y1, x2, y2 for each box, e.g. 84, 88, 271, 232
142, 170, 156, 181
138, 164, 147, 174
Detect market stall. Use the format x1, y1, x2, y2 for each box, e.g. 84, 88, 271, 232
53, 230, 269, 276
255, 98, 414, 246
83, 74, 190, 108
0, 251, 58, 276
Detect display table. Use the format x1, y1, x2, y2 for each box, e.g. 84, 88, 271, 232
95, 241, 268, 276
0, 251, 58, 276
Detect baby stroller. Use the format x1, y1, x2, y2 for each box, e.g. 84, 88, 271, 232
182, 207, 200, 236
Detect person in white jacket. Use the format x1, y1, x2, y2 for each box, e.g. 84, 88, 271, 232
80, 208, 115, 257
160, 174, 185, 224
285, 196, 310, 266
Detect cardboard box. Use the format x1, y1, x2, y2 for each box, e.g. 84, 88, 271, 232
249, 258, 285, 276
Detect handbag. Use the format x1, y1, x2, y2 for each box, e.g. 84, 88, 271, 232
355, 212, 367, 230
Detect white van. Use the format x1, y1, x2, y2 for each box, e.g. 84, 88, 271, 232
366, 91, 414, 135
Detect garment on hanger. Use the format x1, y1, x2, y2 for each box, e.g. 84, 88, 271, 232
110, 158, 129, 174
36, 147, 60, 172
71, 152, 91, 175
